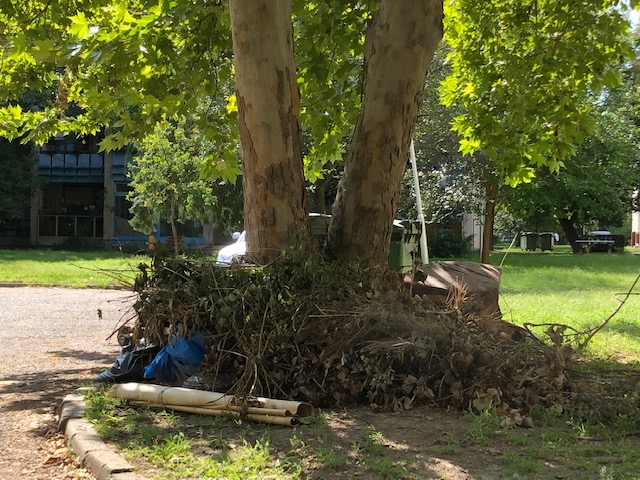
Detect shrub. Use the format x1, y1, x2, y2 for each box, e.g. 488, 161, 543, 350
427, 230, 472, 258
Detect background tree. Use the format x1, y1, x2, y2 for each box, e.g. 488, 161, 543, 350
400, 43, 510, 263
0, 138, 40, 224
506, 110, 640, 252
441, 1, 633, 262
398, 44, 472, 224
128, 119, 228, 257
504, 46, 640, 252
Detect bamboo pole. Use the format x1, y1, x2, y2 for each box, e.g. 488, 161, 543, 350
109, 383, 313, 426
129, 400, 294, 417
130, 402, 301, 426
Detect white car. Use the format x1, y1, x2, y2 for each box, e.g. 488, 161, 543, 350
216, 231, 246, 265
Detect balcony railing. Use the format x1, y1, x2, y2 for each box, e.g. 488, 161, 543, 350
38, 215, 104, 238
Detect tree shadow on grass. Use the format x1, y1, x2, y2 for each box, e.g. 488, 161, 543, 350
603, 320, 640, 339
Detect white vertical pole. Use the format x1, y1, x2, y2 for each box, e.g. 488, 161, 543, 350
410, 140, 429, 264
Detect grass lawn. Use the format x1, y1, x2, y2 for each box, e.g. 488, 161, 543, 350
0, 248, 141, 288
492, 245, 640, 362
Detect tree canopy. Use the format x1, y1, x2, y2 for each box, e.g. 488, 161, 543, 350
442, 0, 634, 184
1, 0, 637, 266
505, 74, 640, 248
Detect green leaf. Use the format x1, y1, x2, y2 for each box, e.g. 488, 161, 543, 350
32, 39, 56, 62
68, 12, 91, 39
459, 137, 480, 155
602, 68, 622, 88
140, 65, 153, 78
226, 94, 237, 114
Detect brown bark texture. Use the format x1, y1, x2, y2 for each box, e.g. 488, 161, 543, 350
559, 217, 582, 253
481, 198, 495, 264
328, 0, 444, 267
230, 0, 311, 264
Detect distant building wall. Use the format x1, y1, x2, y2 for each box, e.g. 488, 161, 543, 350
631, 208, 640, 247
6, 134, 222, 250
462, 212, 483, 251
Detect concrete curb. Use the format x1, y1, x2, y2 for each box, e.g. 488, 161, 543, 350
59, 388, 148, 480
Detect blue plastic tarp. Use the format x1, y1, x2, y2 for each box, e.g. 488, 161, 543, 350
143, 330, 208, 383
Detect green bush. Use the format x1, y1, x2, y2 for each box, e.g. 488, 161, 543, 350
427, 230, 472, 258
612, 235, 626, 251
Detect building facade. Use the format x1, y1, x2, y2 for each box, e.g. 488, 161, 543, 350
20, 134, 223, 249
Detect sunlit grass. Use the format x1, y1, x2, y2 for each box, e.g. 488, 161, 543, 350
85, 390, 302, 480
0, 249, 140, 288
494, 247, 640, 361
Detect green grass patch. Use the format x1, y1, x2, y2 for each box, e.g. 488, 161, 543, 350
493, 248, 640, 361
0, 249, 141, 288
462, 406, 640, 479
85, 390, 303, 480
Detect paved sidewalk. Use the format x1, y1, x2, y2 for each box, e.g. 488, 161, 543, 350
0, 287, 136, 480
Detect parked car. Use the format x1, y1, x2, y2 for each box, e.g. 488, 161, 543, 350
216, 230, 246, 265
586, 230, 615, 253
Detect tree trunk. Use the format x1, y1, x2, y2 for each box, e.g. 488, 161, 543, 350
229, 0, 312, 264
559, 217, 582, 253
328, 0, 444, 268
170, 200, 179, 258
480, 177, 498, 264
481, 198, 495, 264
315, 177, 328, 215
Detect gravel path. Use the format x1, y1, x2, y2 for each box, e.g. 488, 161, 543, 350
0, 287, 135, 480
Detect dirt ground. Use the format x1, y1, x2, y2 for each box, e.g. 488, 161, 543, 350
105, 394, 640, 480
1, 287, 638, 480
114, 402, 507, 480
0, 287, 134, 480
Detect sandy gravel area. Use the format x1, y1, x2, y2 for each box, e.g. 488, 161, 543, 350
0, 287, 135, 480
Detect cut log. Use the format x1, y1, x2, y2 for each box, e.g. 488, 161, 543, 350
404, 261, 502, 317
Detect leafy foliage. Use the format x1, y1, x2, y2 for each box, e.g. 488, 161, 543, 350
398, 43, 494, 227
442, 0, 634, 183
127, 118, 241, 240
427, 230, 472, 259
0, 0, 238, 161
292, 1, 375, 180
0, 138, 40, 222
505, 78, 640, 235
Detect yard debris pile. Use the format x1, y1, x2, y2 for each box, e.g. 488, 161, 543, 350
126, 253, 630, 423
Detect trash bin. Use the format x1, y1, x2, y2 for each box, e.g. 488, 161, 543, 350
308, 214, 421, 272
388, 221, 421, 273
308, 213, 332, 244
520, 232, 538, 251
540, 232, 555, 251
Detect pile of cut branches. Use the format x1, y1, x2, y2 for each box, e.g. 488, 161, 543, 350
129, 252, 634, 423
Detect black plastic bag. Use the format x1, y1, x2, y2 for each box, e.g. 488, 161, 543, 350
93, 345, 162, 385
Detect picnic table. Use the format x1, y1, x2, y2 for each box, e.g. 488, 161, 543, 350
574, 239, 615, 254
